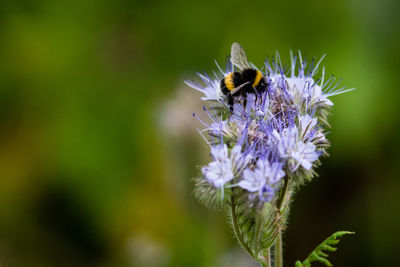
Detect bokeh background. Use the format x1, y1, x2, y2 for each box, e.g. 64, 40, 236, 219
0, 0, 399, 266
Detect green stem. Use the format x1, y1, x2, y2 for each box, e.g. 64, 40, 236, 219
275, 231, 283, 267
255, 207, 271, 267
260, 248, 271, 267
230, 195, 255, 259
274, 176, 289, 267
276, 176, 289, 210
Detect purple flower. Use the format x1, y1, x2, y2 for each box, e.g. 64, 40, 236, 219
286, 76, 333, 108
202, 159, 233, 188
276, 126, 321, 172
188, 46, 352, 204
185, 73, 222, 102
186, 44, 353, 262
202, 144, 252, 189
298, 114, 326, 145
208, 118, 238, 140
185, 61, 235, 102
230, 144, 252, 175
202, 144, 234, 188
238, 159, 285, 202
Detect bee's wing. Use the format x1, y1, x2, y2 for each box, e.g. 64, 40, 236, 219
230, 42, 252, 70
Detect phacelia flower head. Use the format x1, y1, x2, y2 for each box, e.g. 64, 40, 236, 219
187, 42, 352, 206
185, 42, 353, 262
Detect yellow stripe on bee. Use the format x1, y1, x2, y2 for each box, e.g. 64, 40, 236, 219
225, 73, 235, 91
252, 70, 263, 88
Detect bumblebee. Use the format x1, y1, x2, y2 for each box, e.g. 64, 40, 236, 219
220, 42, 268, 111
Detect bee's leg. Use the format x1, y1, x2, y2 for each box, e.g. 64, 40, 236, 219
228, 93, 234, 112
255, 90, 259, 104
242, 90, 247, 115
261, 93, 264, 107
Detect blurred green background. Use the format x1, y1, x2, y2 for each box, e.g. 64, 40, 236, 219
0, 0, 399, 266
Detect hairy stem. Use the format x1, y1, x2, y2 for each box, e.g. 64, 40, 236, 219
230, 195, 255, 259
275, 231, 283, 267
276, 176, 289, 211
260, 248, 271, 267
274, 176, 289, 267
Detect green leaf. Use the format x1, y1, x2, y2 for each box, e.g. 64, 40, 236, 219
295, 231, 354, 267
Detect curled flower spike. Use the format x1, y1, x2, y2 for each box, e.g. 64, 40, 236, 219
186, 43, 353, 266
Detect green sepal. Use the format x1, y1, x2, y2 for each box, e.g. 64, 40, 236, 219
193, 177, 230, 210
229, 183, 294, 262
